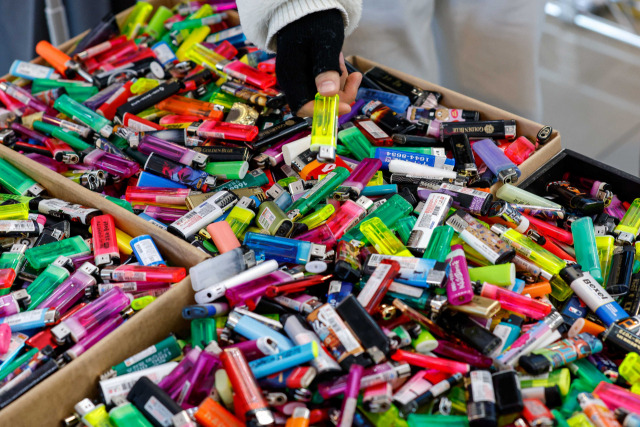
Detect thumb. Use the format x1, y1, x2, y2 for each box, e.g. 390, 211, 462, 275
315, 71, 341, 96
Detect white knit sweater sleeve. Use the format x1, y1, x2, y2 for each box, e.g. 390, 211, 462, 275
236, 0, 362, 52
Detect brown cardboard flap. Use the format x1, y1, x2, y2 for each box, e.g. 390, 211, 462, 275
0, 144, 207, 268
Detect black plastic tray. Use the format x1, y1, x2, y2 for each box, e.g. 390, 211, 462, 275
517, 149, 640, 204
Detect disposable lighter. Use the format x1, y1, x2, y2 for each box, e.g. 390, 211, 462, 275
100, 265, 186, 283
357, 260, 400, 314
90, 214, 119, 267
360, 217, 413, 257
168, 190, 238, 239
472, 138, 521, 183
80, 148, 140, 178
26, 256, 74, 309
0, 159, 44, 197
407, 193, 452, 255
572, 217, 603, 284
35, 40, 93, 82
446, 211, 515, 265
333, 158, 382, 201
54, 95, 112, 137
243, 232, 326, 264
0, 308, 59, 332
144, 153, 216, 191
445, 245, 474, 305
0, 290, 29, 318
51, 287, 131, 344
130, 235, 166, 267
156, 95, 224, 120
0, 81, 54, 115
220, 347, 275, 425
615, 198, 640, 245
341, 194, 413, 244
138, 135, 208, 168
224, 197, 256, 239
36, 263, 99, 315
491, 224, 567, 275
31, 121, 91, 152
310, 93, 339, 163
286, 167, 350, 220
25, 235, 91, 270
188, 120, 259, 143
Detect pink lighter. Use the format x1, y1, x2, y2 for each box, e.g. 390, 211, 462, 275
333, 158, 382, 201
445, 244, 474, 305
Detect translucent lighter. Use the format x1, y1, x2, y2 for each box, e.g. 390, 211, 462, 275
325, 197, 373, 240
156, 95, 224, 120
360, 217, 413, 257
341, 194, 413, 244
333, 158, 382, 201
472, 139, 521, 184
81, 148, 140, 178
596, 235, 615, 284
51, 287, 131, 343
138, 134, 208, 168
66, 315, 124, 360
572, 217, 603, 284
423, 225, 455, 261
298, 204, 335, 230
176, 25, 211, 62
496, 184, 563, 209
25, 236, 91, 270
614, 198, 640, 245
100, 265, 186, 283
0, 204, 28, 221
37, 262, 99, 315
184, 43, 226, 71
0, 159, 44, 197
53, 95, 113, 137
491, 224, 567, 275
224, 197, 256, 239
243, 232, 326, 264
286, 167, 350, 220
26, 256, 74, 309
120, 1, 153, 39
310, 93, 339, 163
338, 127, 373, 161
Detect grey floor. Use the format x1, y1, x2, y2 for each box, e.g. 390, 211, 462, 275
541, 13, 640, 175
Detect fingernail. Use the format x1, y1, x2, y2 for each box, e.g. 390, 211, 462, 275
319, 81, 337, 93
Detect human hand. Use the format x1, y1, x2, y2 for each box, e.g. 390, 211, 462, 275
276, 10, 362, 117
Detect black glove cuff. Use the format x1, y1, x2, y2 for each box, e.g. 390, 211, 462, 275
276, 9, 345, 114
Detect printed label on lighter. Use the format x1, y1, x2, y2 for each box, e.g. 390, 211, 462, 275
358, 263, 392, 306
359, 120, 388, 139
317, 305, 360, 352
124, 345, 158, 367
133, 239, 163, 265
258, 207, 276, 229
470, 371, 496, 403
143, 396, 174, 427
572, 276, 614, 309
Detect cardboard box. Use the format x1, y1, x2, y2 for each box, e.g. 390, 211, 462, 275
347, 56, 562, 193
518, 148, 640, 201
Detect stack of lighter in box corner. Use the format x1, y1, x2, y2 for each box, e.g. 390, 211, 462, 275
0, 1, 639, 427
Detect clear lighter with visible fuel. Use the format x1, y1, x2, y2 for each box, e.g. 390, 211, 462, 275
243, 232, 325, 264
310, 93, 339, 163
360, 217, 413, 257
615, 198, 640, 245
